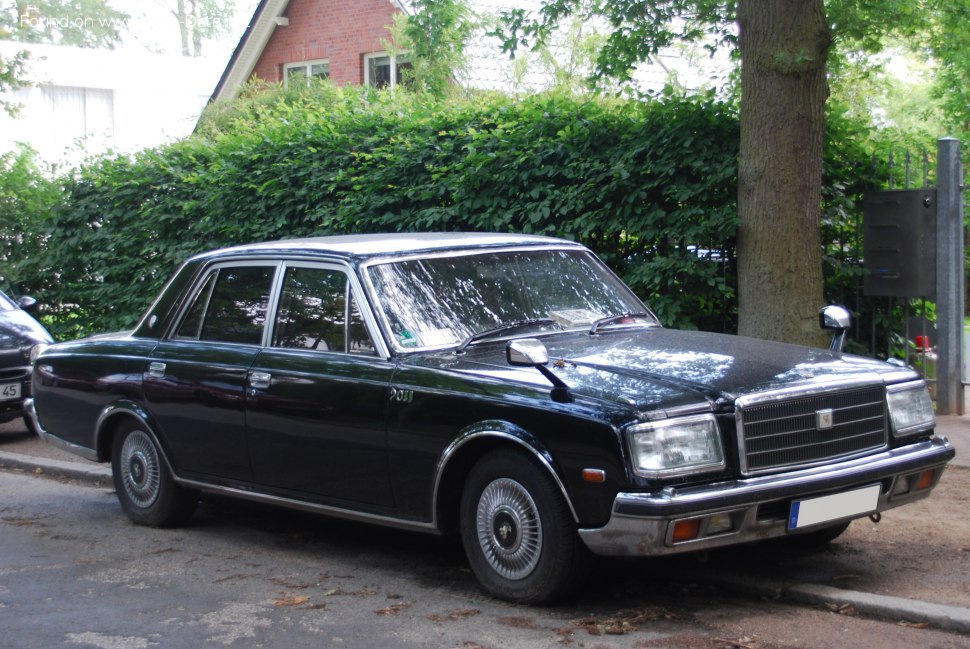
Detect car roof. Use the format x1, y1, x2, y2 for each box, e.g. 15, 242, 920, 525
192, 232, 585, 262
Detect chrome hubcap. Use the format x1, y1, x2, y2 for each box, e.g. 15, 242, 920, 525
120, 430, 161, 509
476, 478, 542, 580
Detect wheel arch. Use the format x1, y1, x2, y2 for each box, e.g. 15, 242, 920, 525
432, 420, 578, 533
94, 401, 169, 467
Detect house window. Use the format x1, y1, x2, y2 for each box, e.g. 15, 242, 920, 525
363, 52, 412, 89
283, 60, 330, 87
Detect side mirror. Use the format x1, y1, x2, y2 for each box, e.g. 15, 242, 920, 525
506, 338, 572, 403
507, 338, 550, 366
16, 296, 38, 313
819, 305, 851, 353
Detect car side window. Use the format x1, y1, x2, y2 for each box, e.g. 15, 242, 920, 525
176, 271, 216, 340
348, 291, 376, 356
175, 266, 275, 345
272, 266, 376, 355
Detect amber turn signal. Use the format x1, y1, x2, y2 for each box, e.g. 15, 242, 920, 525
916, 469, 935, 491
671, 518, 701, 543
582, 468, 606, 483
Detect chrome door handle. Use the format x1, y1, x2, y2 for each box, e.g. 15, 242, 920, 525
249, 371, 272, 390
148, 362, 166, 378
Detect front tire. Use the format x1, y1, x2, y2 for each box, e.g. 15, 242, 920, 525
460, 450, 591, 604
111, 421, 197, 527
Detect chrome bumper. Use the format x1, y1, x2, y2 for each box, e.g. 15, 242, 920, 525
578, 436, 955, 556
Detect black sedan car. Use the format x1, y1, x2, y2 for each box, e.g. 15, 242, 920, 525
0, 289, 53, 430
29, 233, 954, 603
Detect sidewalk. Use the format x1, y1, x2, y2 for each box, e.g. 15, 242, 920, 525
1, 415, 968, 634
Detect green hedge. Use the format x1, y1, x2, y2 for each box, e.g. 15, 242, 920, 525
9, 87, 742, 338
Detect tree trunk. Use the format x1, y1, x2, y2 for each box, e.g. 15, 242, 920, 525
176, 0, 190, 57
190, 0, 203, 57
736, 0, 831, 347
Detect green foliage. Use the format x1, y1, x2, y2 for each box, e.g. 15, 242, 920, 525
0, 49, 28, 116
15, 86, 741, 338
0, 145, 62, 304
1, 84, 895, 342
390, 0, 474, 97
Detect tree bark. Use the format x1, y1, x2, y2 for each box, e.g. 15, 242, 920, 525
176, 0, 190, 57
736, 0, 831, 347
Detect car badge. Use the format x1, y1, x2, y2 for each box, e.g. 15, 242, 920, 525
816, 408, 834, 430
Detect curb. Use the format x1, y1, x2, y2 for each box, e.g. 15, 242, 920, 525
693, 570, 970, 635
786, 583, 970, 634
0, 450, 111, 484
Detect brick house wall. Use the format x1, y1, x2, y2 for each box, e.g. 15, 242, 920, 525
252, 0, 402, 86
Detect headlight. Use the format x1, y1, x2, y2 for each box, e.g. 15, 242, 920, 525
627, 414, 725, 479
886, 381, 935, 437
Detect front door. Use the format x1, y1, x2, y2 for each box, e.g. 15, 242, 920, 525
245, 263, 395, 508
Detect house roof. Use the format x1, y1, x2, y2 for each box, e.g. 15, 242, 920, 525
208, 0, 729, 104
210, 0, 411, 102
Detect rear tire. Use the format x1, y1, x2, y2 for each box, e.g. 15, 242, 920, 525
460, 450, 591, 604
111, 420, 197, 527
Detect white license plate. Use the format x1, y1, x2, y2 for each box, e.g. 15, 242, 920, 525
0, 382, 21, 401
788, 484, 880, 531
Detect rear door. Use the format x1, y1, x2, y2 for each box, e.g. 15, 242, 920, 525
246, 262, 395, 507
144, 261, 279, 482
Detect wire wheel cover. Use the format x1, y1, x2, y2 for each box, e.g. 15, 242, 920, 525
120, 430, 162, 509
475, 478, 543, 580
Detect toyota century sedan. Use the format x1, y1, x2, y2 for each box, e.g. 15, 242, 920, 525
28, 233, 955, 603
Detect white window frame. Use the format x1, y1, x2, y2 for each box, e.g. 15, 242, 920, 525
363, 52, 411, 89
283, 59, 330, 87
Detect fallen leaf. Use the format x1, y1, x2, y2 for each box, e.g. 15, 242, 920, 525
274, 595, 310, 608
831, 574, 861, 581
898, 621, 930, 629
826, 603, 858, 615
375, 602, 412, 616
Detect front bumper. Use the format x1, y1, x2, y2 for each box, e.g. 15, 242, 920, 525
578, 436, 955, 556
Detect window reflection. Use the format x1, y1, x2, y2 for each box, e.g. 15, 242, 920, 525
273, 267, 376, 355
368, 250, 652, 350
178, 266, 275, 345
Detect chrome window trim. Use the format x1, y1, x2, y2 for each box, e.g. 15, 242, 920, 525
164, 260, 283, 345
735, 378, 891, 477
358, 244, 653, 355
270, 259, 390, 359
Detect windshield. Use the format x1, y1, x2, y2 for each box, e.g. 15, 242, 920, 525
366, 248, 656, 351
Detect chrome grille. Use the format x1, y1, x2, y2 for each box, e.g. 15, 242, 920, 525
737, 385, 887, 475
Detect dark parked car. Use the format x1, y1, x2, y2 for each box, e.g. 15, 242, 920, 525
0, 290, 53, 431
29, 233, 954, 603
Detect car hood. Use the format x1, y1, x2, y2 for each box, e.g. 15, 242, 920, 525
0, 309, 53, 350
406, 328, 915, 416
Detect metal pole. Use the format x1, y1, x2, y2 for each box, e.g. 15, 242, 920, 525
935, 138, 965, 414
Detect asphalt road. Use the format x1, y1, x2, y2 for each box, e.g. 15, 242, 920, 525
2, 438, 969, 648
1, 469, 969, 649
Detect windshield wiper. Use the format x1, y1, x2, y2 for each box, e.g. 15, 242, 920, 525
456, 318, 559, 354
588, 312, 655, 335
